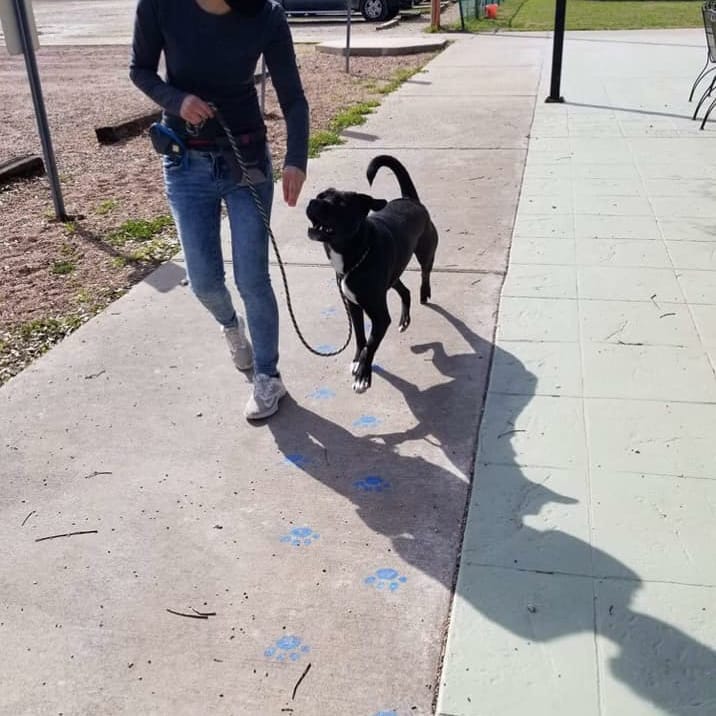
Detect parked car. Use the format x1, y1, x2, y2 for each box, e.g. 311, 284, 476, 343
280, 0, 401, 22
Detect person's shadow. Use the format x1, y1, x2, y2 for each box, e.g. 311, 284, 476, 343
268, 303, 716, 714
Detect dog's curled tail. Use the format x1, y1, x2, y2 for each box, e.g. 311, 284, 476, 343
366, 155, 419, 202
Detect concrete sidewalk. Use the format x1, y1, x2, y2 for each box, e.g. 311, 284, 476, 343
1, 33, 537, 715
438, 29, 716, 716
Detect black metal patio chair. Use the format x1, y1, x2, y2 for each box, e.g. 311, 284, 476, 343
691, 1, 716, 129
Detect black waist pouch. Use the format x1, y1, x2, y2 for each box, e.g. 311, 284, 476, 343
148, 123, 187, 161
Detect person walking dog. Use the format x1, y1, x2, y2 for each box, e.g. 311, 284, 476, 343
130, 0, 309, 420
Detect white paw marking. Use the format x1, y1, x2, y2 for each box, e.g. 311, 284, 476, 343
353, 379, 369, 393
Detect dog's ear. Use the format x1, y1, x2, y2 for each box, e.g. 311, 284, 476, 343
358, 194, 387, 214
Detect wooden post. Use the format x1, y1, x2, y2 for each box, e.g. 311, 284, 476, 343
431, 0, 440, 31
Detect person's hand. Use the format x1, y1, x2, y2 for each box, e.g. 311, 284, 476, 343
179, 95, 214, 125
282, 166, 306, 207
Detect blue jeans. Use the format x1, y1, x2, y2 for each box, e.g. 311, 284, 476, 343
163, 149, 279, 376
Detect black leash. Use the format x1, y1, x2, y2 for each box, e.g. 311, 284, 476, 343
209, 105, 353, 358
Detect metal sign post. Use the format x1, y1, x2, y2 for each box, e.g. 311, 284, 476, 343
546, 0, 567, 103
1, 0, 67, 219
345, 0, 351, 73
259, 55, 267, 115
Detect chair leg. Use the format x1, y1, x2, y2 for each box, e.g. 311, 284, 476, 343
690, 57, 712, 102
693, 73, 716, 120
700, 95, 716, 130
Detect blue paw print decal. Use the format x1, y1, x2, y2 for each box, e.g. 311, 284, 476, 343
308, 386, 336, 401
353, 415, 380, 429
317, 344, 337, 354
365, 568, 407, 592
280, 526, 320, 546
354, 475, 391, 493
321, 306, 338, 318
374, 711, 398, 716
264, 635, 311, 662
283, 453, 311, 468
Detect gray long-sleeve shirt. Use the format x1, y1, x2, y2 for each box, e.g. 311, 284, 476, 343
130, 0, 309, 171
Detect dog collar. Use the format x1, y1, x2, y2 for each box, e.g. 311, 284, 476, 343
342, 244, 371, 279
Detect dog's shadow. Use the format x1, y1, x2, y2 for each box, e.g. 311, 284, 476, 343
367, 303, 493, 474
267, 302, 716, 714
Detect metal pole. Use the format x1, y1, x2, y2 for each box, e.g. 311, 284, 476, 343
260, 55, 267, 115
345, 0, 351, 73
11, 0, 67, 219
546, 0, 567, 103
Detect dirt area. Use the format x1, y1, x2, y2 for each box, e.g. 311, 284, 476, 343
0, 44, 438, 385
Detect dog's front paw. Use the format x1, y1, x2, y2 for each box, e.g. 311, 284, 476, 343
352, 360, 372, 393
398, 314, 411, 332
350, 360, 360, 376
352, 374, 371, 393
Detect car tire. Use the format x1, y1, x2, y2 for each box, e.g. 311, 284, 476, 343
360, 0, 389, 21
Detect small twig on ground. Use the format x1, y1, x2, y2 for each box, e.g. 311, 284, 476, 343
191, 608, 217, 617
35, 529, 98, 542
497, 429, 526, 439
166, 608, 209, 620
84, 470, 113, 479
84, 369, 106, 380
21, 510, 36, 527
291, 662, 312, 701
660, 312, 676, 318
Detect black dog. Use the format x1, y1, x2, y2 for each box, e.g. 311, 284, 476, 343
306, 155, 438, 393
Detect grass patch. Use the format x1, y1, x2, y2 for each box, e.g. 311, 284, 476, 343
106, 216, 174, 247
50, 242, 81, 276
126, 236, 179, 263
105, 215, 179, 265
96, 199, 119, 215
50, 259, 76, 276
308, 101, 380, 157
331, 100, 381, 131
454, 0, 702, 31
377, 68, 421, 94
309, 129, 343, 157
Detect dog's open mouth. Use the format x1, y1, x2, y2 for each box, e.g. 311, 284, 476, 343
307, 222, 335, 241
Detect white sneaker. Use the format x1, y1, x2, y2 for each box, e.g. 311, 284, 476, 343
245, 373, 287, 420
222, 317, 253, 371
